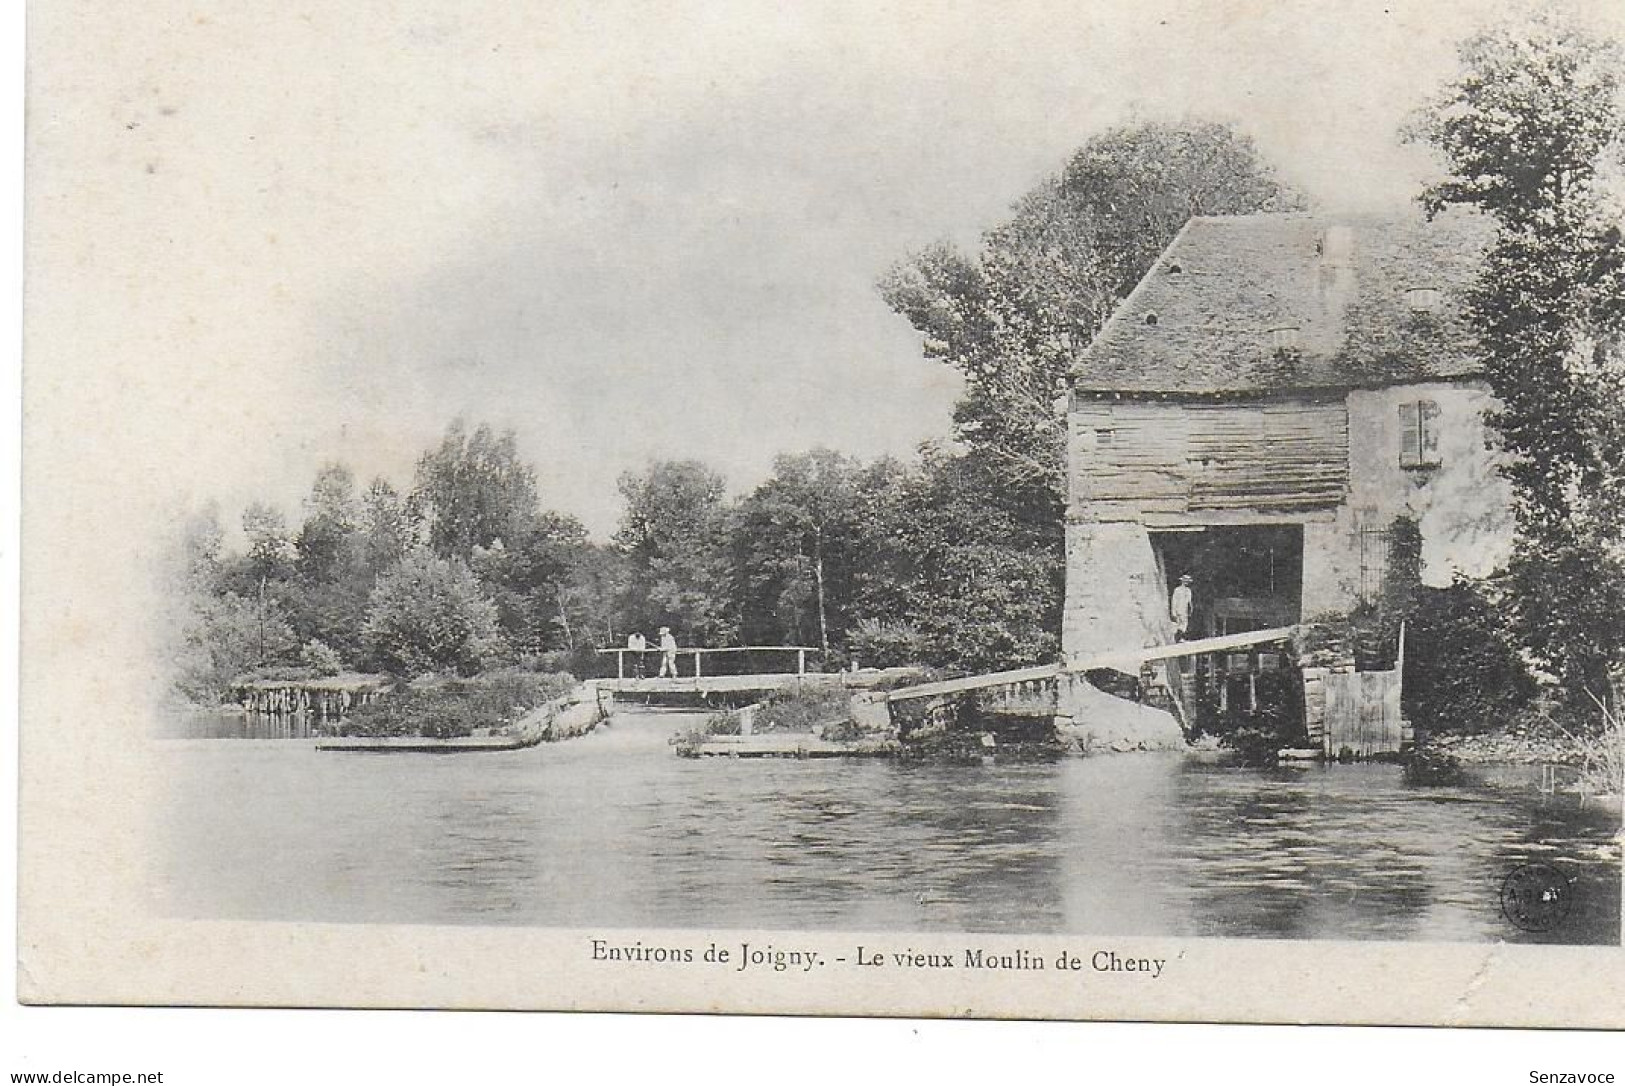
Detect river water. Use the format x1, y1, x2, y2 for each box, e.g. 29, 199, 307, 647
155, 708, 1621, 943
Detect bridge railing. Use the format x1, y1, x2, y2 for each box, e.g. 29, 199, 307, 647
596, 645, 821, 680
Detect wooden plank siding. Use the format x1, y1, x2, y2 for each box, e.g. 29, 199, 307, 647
1073, 398, 1349, 519
1321, 669, 1404, 757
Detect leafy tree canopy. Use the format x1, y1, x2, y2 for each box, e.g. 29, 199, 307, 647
296, 462, 360, 583
879, 119, 1303, 499
1411, 12, 1625, 696
361, 548, 505, 677
413, 419, 541, 560
1412, 14, 1622, 230
734, 449, 872, 656
615, 459, 737, 644
470, 510, 590, 656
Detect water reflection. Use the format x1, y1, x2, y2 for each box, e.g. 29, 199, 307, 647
155, 710, 1620, 943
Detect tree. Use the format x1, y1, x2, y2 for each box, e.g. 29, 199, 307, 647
295, 462, 360, 582
734, 450, 868, 658
1411, 13, 1625, 699
166, 502, 300, 701
207, 500, 305, 668
1412, 16, 1621, 232
1061, 122, 1307, 294
178, 500, 225, 591
905, 543, 1062, 673
614, 460, 737, 645
238, 501, 296, 587
846, 450, 1064, 673
555, 542, 631, 650
1403, 580, 1538, 734
469, 511, 589, 656
412, 419, 541, 560
357, 476, 417, 577
174, 591, 299, 701
361, 548, 505, 677
879, 120, 1302, 500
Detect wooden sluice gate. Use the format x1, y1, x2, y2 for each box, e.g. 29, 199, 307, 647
1306, 622, 1409, 759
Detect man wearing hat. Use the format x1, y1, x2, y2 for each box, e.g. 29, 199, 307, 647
657, 626, 679, 678
1170, 574, 1195, 641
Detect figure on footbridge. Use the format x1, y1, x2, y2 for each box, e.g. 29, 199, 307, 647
597, 642, 825, 697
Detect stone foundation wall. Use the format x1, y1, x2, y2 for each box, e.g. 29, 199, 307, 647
1054, 672, 1185, 753
1062, 520, 1173, 667
508, 683, 609, 744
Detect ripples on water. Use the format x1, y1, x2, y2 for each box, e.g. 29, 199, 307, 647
156, 709, 1621, 943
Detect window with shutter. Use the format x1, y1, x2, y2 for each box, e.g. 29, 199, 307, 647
1398, 400, 1442, 469
1419, 400, 1441, 465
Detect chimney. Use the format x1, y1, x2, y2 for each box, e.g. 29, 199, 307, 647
1315, 223, 1356, 346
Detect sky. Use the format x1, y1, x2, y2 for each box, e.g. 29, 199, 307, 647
26, 0, 1625, 541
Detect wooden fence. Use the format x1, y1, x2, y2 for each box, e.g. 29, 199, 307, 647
1317, 621, 1408, 758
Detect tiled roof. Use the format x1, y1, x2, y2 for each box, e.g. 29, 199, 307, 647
1072, 208, 1495, 394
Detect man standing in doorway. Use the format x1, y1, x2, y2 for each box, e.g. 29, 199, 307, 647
658, 626, 679, 678
1171, 574, 1194, 641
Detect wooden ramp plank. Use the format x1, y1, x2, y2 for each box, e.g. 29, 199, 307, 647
885, 665, 1062, 704
1067, 626, 1297, 673
883, 628, 1297, 708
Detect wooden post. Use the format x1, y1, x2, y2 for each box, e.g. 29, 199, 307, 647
798, 649, 806, 676
617, 650, 624, 680
694, 650, 702, 679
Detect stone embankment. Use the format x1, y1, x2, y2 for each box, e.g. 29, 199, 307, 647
1055, 673, 1185, 754
1423, 727, 1590, 766
505, 682, 611, 744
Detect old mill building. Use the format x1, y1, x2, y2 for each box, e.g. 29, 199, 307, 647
1061, 208, 1513, 753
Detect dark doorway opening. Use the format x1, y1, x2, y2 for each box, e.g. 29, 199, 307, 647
1149, 525, 1308, 745
1150, 524, 1304, 638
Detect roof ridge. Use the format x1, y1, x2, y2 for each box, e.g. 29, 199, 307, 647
1187, 208, 1434, 226
1071, 208, 1491, 394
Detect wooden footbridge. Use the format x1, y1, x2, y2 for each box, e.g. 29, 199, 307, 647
882, 623, 1406, 758
598, 645, 855, 697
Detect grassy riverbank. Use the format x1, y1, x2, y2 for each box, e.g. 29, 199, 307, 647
338, 670, 576, 739
1417, 696, 1624, 800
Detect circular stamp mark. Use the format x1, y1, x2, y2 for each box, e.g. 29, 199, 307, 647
1500, 863, 1573, 933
